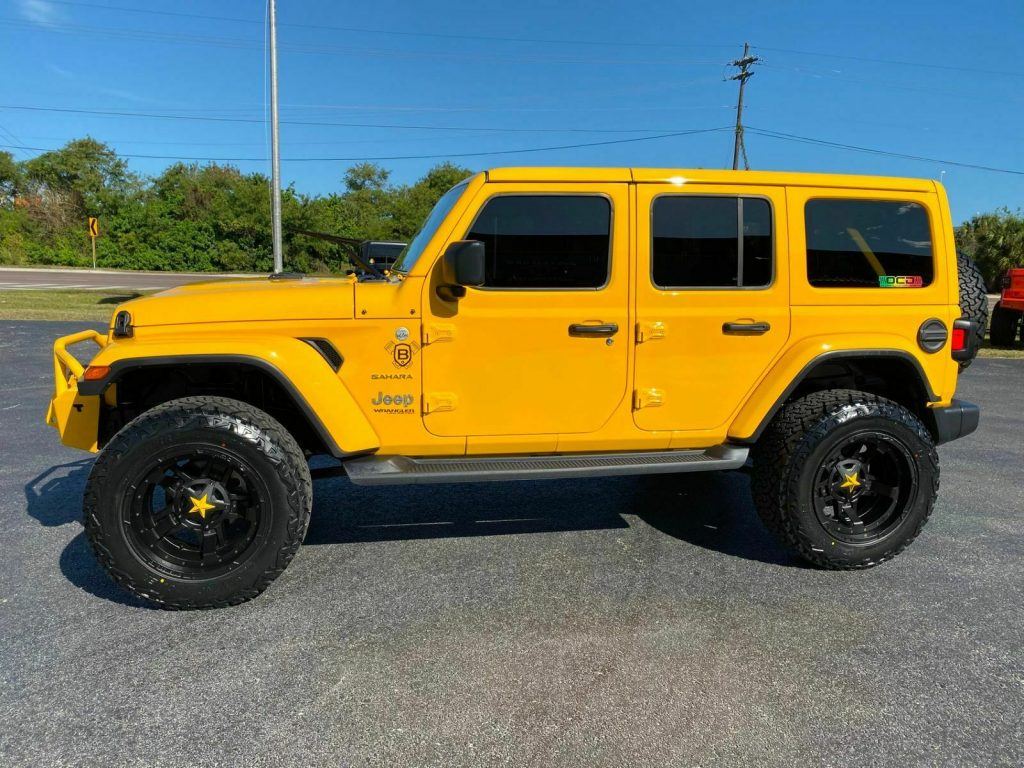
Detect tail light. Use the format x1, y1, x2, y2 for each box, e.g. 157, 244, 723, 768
951, 326, 967, 353
951, 318, 977, 363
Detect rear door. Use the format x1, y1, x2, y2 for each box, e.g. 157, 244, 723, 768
633, 183, 790, 433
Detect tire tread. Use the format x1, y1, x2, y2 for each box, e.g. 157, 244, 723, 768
84, 396, 312, 610
752, 388, 939, 569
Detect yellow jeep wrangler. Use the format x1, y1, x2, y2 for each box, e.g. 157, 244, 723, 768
47, 168, 987, 609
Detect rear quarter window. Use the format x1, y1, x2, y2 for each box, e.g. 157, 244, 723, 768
805, 199, 934, 288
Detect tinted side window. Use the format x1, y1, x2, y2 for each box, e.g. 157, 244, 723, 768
652, 196, 772, 288
466, 195, 610, 289
805, 199, 934, 288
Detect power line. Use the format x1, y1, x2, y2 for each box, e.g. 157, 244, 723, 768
0, 126, 732, 163
37, 1, 1020, 80
6, 126, 1022, 176
755, 45, 1021, 78
0, 103, 731, 135
41, 0, 736, 52
760, 62, 1023, 106
746, 127, 1024, 176
1, 18, 724, 68
0, 122, 31, 160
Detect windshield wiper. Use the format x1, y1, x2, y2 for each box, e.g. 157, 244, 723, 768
293, 230, 386, 279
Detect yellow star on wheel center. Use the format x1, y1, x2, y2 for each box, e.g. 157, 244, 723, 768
840, 472, 861, 491
188, 493, 217, 519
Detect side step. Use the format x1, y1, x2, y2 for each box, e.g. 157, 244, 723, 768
343, 445, 748, 486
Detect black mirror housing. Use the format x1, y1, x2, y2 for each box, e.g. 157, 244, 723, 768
442, 240, 486, 288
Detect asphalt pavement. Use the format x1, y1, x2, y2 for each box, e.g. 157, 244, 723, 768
1, 320, 1021, 767
0, 267, 258, 292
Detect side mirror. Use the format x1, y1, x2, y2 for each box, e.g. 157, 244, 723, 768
440, 241, 486, 297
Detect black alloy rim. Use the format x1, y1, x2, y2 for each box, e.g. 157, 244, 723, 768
122, 448, 267, 579
811, 431, 919, 545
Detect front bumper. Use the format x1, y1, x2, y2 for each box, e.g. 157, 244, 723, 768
46, 329, 108, 452
930, 399, 980, 445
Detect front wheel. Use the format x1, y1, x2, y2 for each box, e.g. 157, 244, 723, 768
752, 389, 938, 569
84, 396, 312, 609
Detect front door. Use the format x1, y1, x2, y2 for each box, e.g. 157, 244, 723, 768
633, 183, 790, 434
421, 183, 630, 438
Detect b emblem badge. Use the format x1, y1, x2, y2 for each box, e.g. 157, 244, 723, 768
385, 340, 419, 368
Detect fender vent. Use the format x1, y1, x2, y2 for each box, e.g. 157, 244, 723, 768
299, 338, 343, 371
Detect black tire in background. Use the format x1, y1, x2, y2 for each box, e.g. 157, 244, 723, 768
752, 389, 939, 569
955, 250, 989, 369
84, 396, 312, 609
988, 301, 1021, 347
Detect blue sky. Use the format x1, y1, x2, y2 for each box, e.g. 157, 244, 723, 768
3, 0, 1023, 222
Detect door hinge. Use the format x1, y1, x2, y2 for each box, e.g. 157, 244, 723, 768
422, 323, 455, 345
423, 392, 458, 414
636, 321, 666, 343
633, 387, 664, 409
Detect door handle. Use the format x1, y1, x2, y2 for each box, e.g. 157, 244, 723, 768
722, 321, 771, 335
569, 322, 619, 337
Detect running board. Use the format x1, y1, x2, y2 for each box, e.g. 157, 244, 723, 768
343, 445, 748, 486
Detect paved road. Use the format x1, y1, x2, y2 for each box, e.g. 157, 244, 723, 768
0, 267, 259, 292
1, 320, 1021, 767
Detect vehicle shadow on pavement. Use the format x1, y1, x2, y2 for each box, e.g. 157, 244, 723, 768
633, 472, 807, 568
24, 459, 94, 527
306, 468, 805, 568
24, 458, 149, 608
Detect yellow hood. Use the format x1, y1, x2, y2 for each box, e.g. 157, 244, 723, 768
117, 276, 357, 327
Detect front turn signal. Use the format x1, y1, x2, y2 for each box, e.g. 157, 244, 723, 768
83, 365, 111, 381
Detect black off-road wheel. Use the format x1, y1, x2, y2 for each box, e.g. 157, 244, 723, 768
84, 396, 313, 609
752, 389, 939, 569
989, 301, 1021, 347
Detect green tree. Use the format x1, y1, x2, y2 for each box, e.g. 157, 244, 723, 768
0, 138, 477, 272
0, 151, 22, 206
955, 208, 1024, 289
23, 137, 139, 214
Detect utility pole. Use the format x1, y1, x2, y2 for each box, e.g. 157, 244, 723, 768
268, 0, 284, 273
729, 42, 760, 171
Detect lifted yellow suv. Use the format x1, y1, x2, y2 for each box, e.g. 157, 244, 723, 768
48, 168, 987, 608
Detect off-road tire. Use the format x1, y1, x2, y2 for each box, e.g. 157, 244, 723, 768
752, 389, 939, 569
989, 301, 1021, 347
84, 396, 313, 609
956, 250, 989, 369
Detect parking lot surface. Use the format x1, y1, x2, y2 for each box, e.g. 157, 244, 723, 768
1, 320, 1021, 767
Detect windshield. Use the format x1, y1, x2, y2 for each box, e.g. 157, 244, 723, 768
392, 181, 469, 272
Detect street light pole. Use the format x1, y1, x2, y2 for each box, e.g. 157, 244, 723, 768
268, 0, 284, 273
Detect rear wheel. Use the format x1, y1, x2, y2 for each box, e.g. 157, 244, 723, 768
752, 389, 938, 569
84, 396, 312, 609
989, 301, 1021, 347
